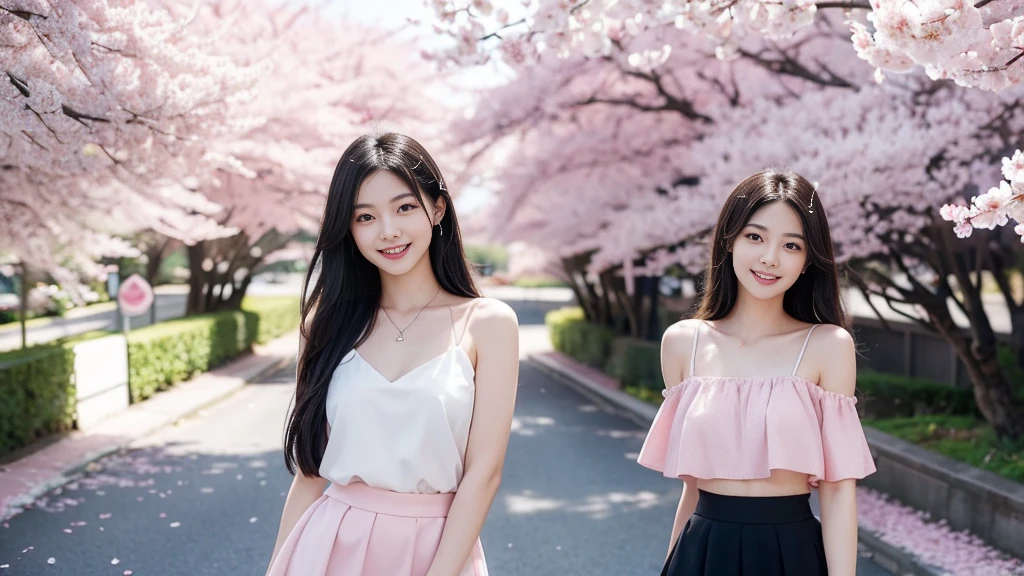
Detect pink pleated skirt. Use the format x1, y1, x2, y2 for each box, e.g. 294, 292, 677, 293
266, 481, 488, 576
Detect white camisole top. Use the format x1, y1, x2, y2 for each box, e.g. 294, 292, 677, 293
318, 307, 477, 494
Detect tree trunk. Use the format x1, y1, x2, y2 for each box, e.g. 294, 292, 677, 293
186, 230, 292, 316
647, 275, 662, 341
932, 309, 1024, 439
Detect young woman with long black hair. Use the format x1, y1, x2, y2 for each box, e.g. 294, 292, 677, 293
638, 169, 876, 575
266, 133, 519, 576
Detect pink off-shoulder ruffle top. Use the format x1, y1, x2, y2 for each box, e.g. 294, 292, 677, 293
637, 322, 876, 487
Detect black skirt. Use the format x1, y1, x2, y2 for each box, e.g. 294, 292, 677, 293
662, 490, 828, 576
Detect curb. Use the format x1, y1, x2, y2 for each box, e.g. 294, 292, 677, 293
0, 333, 297, 522
526, 351, 947, 576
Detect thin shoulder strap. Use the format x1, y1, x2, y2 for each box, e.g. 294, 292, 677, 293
450, 300, 480, 347
792, 324, 819, 376
689, 320, 703, 378
447, 306, 458, 346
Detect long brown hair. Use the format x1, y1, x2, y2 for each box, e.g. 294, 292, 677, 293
694, 169, 849, 329
284, 132, 481, 477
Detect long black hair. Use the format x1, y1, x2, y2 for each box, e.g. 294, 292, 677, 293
694, 169, 849, 330
284, 133, 480, 477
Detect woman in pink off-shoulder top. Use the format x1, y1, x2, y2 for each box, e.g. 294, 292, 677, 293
637, 169, 876, 576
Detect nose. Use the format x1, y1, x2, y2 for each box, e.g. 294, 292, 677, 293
760, 246, 779, 268
378, 215, 401, 241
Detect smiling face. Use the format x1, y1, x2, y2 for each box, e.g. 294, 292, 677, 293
350, 170, 444, 277
731, 201, 808, 300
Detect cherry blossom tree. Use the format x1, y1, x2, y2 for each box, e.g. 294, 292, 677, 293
1, 0, 262, 274
428, 0, 1024, 91
167, 2, 462, 314
454, 16, 1024, 438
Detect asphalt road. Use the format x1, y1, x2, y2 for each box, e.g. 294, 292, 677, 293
0, 297, 890, 575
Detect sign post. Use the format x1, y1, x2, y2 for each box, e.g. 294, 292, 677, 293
117, 274, 154, 334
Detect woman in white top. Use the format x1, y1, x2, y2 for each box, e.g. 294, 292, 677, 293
266, 132, 520, 576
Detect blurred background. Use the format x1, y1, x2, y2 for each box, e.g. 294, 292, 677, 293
2, 1, 1024, 575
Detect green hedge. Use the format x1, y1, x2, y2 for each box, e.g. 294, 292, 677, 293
127, 296, 299, 402
855, 372, 977, 419
244, 296, 302, 345
0, 344, 76, 456
545, 307, 614, 368
0, 296, 300, 455
606, 337, 661, 390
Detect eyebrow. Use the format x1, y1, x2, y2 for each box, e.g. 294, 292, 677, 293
353, 192, 416, 210
746, 223, 805, 240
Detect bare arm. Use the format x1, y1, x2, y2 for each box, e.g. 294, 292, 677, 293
816, 326, 859, 576
660, 320, 700, 558
426, 299, 520, 576
266, 472, 329, 572
666, 481, 700, 560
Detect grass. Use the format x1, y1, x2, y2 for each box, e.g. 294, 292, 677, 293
862, 415, 1024, 483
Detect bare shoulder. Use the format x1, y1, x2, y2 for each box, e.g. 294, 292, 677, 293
661, 318, 702, 384
663, 318, 701, 352
810, 324, 856, 396
466, 297, 519, 339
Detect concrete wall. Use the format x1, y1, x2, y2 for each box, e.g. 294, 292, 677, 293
864, 427, 1024, 558
71, 335, 129, 430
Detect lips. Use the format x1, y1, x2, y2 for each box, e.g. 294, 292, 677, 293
379, 243, 410, 260
751, 269, 780, 285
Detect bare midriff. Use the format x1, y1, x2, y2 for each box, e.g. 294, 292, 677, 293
688, 469, 812, 497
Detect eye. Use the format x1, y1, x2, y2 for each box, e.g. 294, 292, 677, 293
745, 232, 762, 242
785, 242, 802, 251
397, 203, 418, 213
355, 213, 372, 223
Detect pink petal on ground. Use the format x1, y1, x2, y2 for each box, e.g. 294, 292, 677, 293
858, 487, 1024, 575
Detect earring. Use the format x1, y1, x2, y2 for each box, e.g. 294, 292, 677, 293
438, 222, 443, 236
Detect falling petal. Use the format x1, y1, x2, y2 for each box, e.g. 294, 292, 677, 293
159, 513, 167, 519
111, 558, 120, 565
249, 517, 258, 523
47, 558, 55, 565
169, 522, 181, 528
99, 513, 112, 519
124, 571, 133, 575
63, 529, 72, 534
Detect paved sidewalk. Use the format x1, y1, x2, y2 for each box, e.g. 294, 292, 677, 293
0, 330, 299, 523
528, 350, 947, 576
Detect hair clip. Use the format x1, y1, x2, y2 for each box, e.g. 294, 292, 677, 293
809, 181, 818, 213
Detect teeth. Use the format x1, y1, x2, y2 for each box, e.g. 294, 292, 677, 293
383, 245, 408, 254
754, 271, 778, 280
